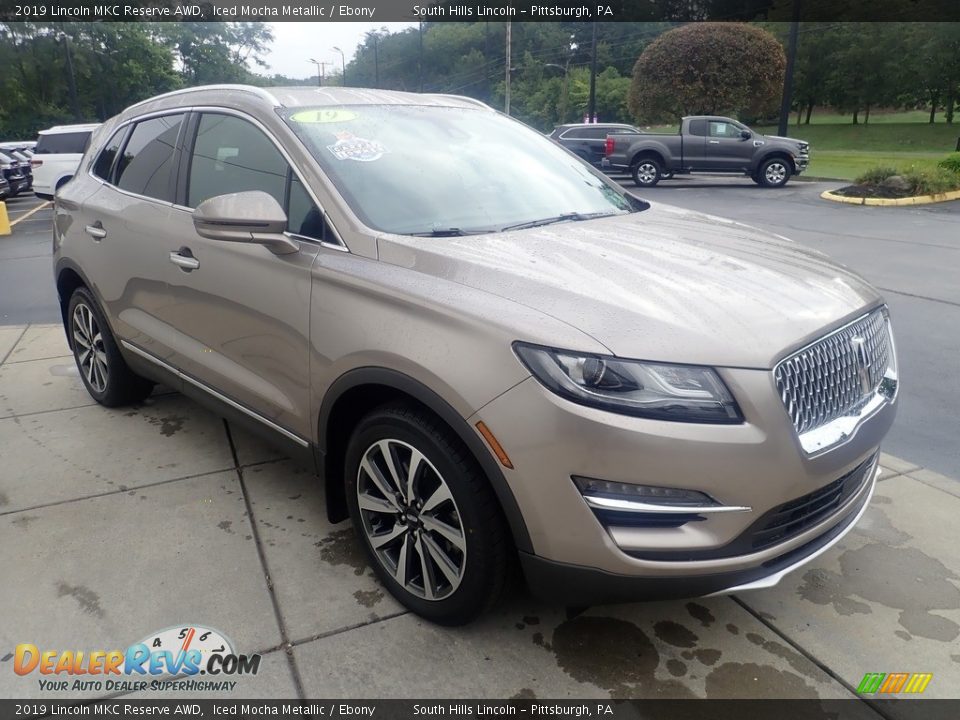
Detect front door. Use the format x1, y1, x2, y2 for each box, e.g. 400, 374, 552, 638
703, 119, 754, 172
159, 111, 326, 439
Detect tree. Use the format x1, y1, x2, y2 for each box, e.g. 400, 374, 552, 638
628, 23, 785, 123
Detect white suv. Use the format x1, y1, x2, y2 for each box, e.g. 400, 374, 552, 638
31, 123, 100, 200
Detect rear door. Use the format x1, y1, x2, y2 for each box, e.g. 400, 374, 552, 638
71, 113, 188, 366
158, 111, 324, 439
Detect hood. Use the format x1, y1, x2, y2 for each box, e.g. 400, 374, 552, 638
763, 134, 808, 147
377, 204, 881, 369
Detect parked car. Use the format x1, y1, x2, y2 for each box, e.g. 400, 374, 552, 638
31, 123, 99, 200
54, 86, 896, 625
0, 151, 31, 196
548, 122, 644, 168
604, 116, 810, 188
0, 174, 10, 200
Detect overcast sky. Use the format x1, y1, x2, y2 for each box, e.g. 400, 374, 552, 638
264, 22, 417, 80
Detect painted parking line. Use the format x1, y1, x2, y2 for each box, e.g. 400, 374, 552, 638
10, 201, 51, 227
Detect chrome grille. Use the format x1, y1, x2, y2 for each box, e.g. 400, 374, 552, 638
775, 309, 890, 435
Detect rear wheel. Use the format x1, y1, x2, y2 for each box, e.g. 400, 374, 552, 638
632, 158, 662, 187
345, 403, 510, 625
758, 158, 791, 188
68, 287, 154, 407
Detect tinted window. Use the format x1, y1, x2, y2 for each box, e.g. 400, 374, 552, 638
687, 120, 708, 136
92, 128, 126, 182
35, 131, 92, 154
287, 174, 326, 241
188, 114, 287, 208
115, 115, 184, 201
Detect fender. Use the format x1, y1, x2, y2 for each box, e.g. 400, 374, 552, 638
318, 367, 533, 554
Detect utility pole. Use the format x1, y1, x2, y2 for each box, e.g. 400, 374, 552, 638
588, 22, 598, 123
308, 59, 329, 87
59, 28, 81, 121
777, 1, 801, 137
505, 21, 511, 115
332, 46, 346, 87
374, 34, 380, 88
418, 21, 424, 92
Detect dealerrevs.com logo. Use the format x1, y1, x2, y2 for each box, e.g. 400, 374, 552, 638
11, 625, 261, 693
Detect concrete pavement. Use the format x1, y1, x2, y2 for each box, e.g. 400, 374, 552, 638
1, 325, 958, 707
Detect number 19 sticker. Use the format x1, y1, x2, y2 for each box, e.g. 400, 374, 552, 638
290, 109, 358, 124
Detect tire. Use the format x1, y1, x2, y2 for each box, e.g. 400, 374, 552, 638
757, 158, 791, 188
631, 158, 662, 187
345, 402, 510, 625
67, 287, 154, 407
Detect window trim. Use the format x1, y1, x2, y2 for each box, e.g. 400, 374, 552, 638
86, 109, 188, 208
176, 106, 346, 253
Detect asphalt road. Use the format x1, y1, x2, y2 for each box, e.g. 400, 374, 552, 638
2, 180, 957, 476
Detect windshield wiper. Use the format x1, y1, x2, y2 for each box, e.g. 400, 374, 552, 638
499, 211, 621, 232
407, 228, 492, 237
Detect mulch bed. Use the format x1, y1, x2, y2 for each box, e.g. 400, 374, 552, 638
830, 184, 911, 199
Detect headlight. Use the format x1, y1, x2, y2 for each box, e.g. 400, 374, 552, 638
513, 342, 743, 424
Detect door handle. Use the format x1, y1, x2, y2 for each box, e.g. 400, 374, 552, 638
169, 250, 199, 271
85, 223, 106, 240
708, 140, 720, 144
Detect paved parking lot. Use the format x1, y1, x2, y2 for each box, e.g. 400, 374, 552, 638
1, 325, 959, 707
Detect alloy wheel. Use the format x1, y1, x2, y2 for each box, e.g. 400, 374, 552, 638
765, 162, 787, 185
356, 438, 466, 601
72, 303, 108, 393
636, 162, 658, 184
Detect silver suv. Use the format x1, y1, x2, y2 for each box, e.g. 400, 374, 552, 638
53, 86, 898, 625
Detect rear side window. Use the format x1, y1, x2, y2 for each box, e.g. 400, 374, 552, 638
92, 129, 126, 182
687, 120, 708, 136
115, 114, 185, 201
187, 114, 287, 208
35, 132, 92, 154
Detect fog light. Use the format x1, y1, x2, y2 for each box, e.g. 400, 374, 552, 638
573, 476, 718, 507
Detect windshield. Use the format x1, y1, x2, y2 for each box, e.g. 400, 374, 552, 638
281, 105, 641, 235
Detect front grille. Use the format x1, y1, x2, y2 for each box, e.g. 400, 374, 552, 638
775, 309, 890, 435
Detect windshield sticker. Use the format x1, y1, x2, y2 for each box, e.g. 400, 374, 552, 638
326, 131, 387, 162
290, 109, 358, 124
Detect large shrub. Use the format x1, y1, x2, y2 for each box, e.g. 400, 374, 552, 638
938, 152, 960, 176
628, 23, 786, 124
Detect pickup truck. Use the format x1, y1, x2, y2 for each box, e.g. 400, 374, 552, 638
603, 116, 809, 188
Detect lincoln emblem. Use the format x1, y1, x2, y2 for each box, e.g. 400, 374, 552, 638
850, 336, 872, 395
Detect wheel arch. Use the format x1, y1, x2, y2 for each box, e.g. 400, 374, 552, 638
317, 367, 533, 553
55, 260, 95, 350
630, 148, 667, 169
755, 151, 796, 174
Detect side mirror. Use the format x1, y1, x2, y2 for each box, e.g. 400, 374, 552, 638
192, 190, 299, 255
740, 130, 752, 140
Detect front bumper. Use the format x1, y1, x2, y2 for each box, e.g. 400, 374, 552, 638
470, 366, 895, 590
520, 463, 875, 604
794, 155, 809, 173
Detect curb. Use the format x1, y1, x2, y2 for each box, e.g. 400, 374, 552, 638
821, 188, 960, 206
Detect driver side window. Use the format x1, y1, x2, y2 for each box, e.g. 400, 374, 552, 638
187, 113, 330, 243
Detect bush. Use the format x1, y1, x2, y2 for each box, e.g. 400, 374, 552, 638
901, 166, 960, 195
938, 152, 960, 176
855, 166, 899, 185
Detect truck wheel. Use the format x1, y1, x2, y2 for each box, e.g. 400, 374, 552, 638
632, 159, 662, 187
758, 158, 791, 188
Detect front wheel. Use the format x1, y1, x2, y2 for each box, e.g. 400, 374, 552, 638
345, 403, 510, 625
758, 158, 791, 188
632, 158, 662, 187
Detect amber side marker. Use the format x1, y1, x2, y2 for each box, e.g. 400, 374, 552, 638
475, 421, 514, 469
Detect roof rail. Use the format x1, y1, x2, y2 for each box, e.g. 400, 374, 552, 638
425, 94, 493, 110
124, 84, 280, 113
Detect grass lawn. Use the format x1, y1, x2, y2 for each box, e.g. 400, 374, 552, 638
804, 151, 942, 182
